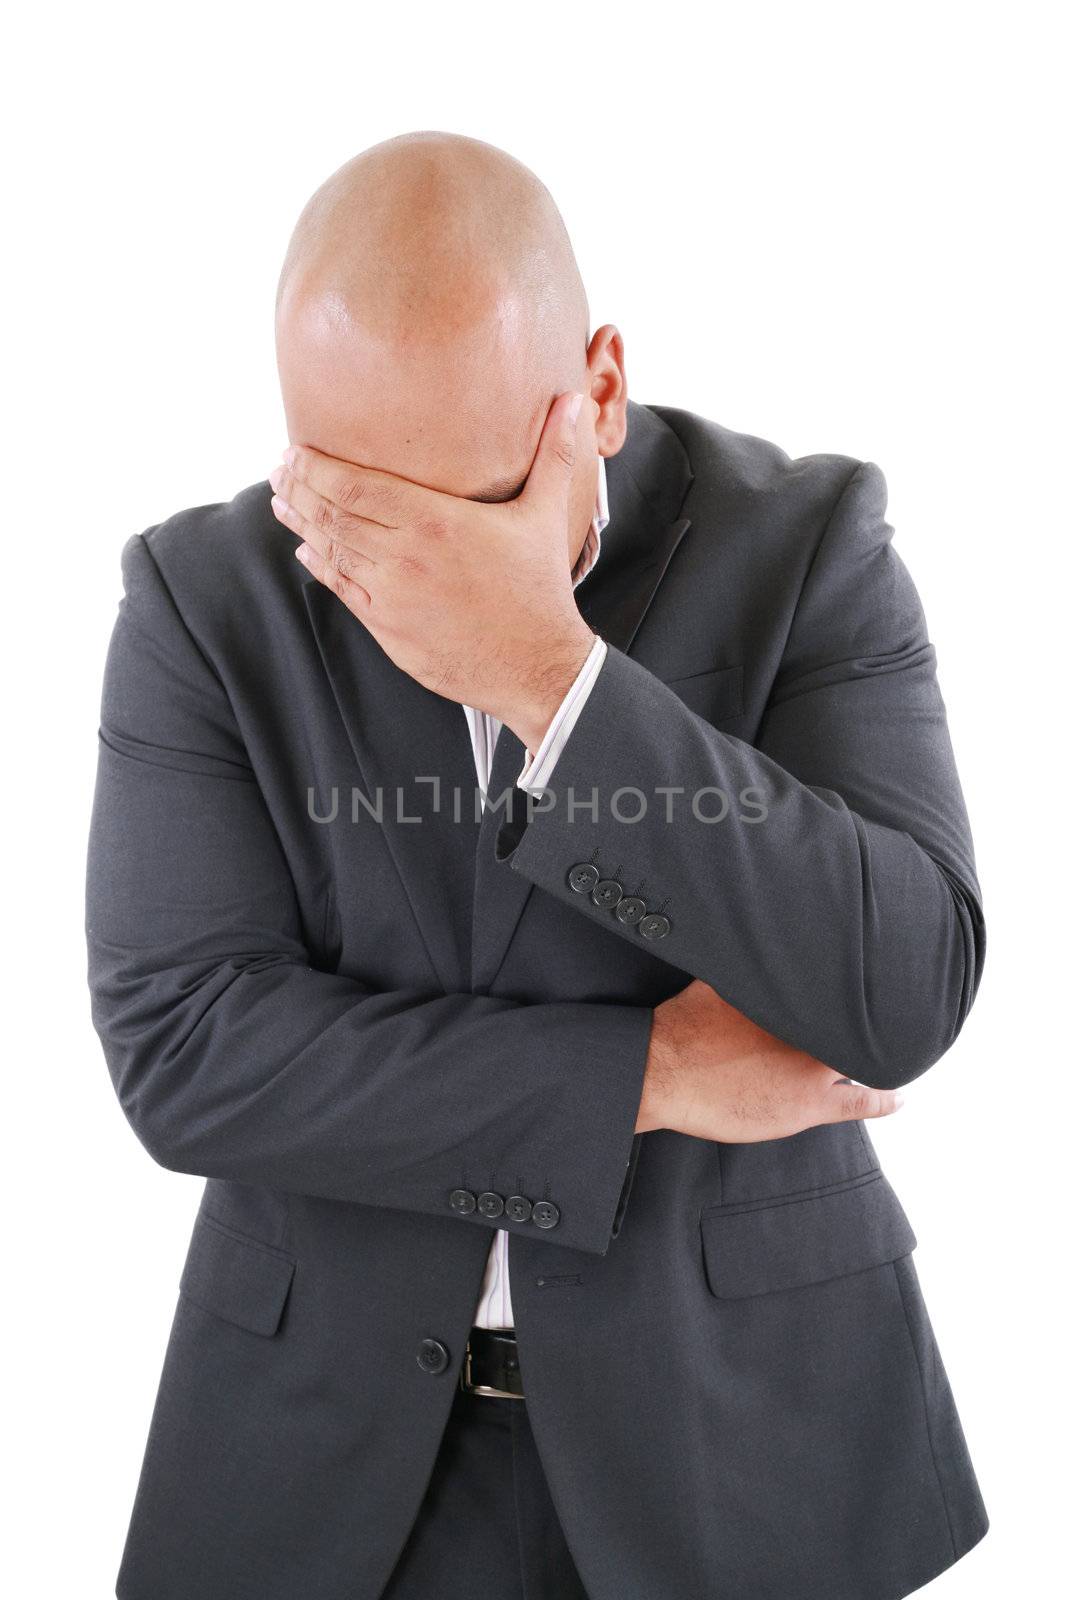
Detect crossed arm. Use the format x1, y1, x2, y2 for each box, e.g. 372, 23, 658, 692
498, 462, 984, 1094
86, 535, 652, 1258
86, 462, 983, 1261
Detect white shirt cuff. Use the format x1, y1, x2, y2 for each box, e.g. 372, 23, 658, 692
516, 635, 608, 794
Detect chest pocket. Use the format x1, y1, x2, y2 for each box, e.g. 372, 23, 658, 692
700, 1169, 917, 1298
663, 663, 744, 724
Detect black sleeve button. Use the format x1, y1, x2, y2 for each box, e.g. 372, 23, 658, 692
416, 1338, 450, 1374
567, 862, 600, 893
638, 912, 671, 940
505, 1194, 533, 1222
615, 896, 646, 926
591, 878, 623, 909
449, 1188, 477, 1214
477, 1191, 504, 1218
532, 1200, 561, 1230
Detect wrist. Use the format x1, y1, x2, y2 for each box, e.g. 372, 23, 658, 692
507, 619, 597, 752
636, 1007, 677, 1133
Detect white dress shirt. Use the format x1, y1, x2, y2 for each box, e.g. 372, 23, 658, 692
463, 453, 610, 1328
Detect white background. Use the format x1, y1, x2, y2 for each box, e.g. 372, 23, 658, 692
4, 3, 1063, 1594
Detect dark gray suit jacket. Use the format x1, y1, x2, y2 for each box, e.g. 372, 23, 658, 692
86, 399, 989, 1600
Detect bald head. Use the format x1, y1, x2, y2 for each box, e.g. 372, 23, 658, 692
275, 132, 600, 504
276, 132, 590, 359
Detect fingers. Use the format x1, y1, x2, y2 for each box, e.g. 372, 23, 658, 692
280, 443, 454, 533
269, 465, 380, 563
269, 483, 376, 593
281, 444, 407, 528
292, 540, 371, 611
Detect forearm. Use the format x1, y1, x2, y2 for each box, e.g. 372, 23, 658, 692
88, 804, 651, 1258
499, 645, 983, 1090
87, 525, 651, 1257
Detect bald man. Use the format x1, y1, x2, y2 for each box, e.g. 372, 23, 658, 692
87, 131, 989, 1600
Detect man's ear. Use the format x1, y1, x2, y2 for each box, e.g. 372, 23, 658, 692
587, 324, 628, 457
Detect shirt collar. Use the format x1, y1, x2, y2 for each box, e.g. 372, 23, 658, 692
571, 452, 609, 588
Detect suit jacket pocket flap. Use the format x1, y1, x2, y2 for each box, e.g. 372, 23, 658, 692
700, 1171, 917, 1299
179, 1212, 296, 1336
664, 663, 744, 722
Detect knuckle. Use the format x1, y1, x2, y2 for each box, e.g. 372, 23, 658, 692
324, 538, 348, 577
313, 497, 337, 534
835, 1089, 873, 1121
395, 550, 426, 579
326, 559, 354, 599
335, 474, 367, 512
419, 513, 450, 543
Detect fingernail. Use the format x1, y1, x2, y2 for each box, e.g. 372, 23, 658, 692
283, 445, 297, 468
566, 392, 583, 426
294, 543, 310, 565
892, 1090, 906, 1110
268, 466, 284, 493
271, 494, 290, 516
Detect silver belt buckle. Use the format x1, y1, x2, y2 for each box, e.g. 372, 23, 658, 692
462, 1339, 525, 1400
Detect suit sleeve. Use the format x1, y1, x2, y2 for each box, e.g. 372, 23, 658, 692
85, 532, 651, 1257
497, 460, 985, 1091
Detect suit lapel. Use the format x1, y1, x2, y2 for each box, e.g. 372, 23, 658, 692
470, 399, 696, 992
303, 581, 481, 993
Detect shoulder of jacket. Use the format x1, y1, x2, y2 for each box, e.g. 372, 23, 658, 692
125, 478, 302, 629
644, 401, 864, 509
137, 478, 281, 581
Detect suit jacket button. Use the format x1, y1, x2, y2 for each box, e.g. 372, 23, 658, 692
567, 863, 600, 894
638, 912, 671, 940
449, 1188, 477, 1214
615, 895, 646, 926
532, 1200, 561, 1230
416, 1338, 450, 1374
477, 1191, 504, 1218
505, 1194, 532, 1222
591, 878, 623, 909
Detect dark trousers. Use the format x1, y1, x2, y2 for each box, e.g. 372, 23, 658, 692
380, 1381, 591, 1599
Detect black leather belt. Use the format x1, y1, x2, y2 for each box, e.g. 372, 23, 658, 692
461, 1326, 524, 1399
